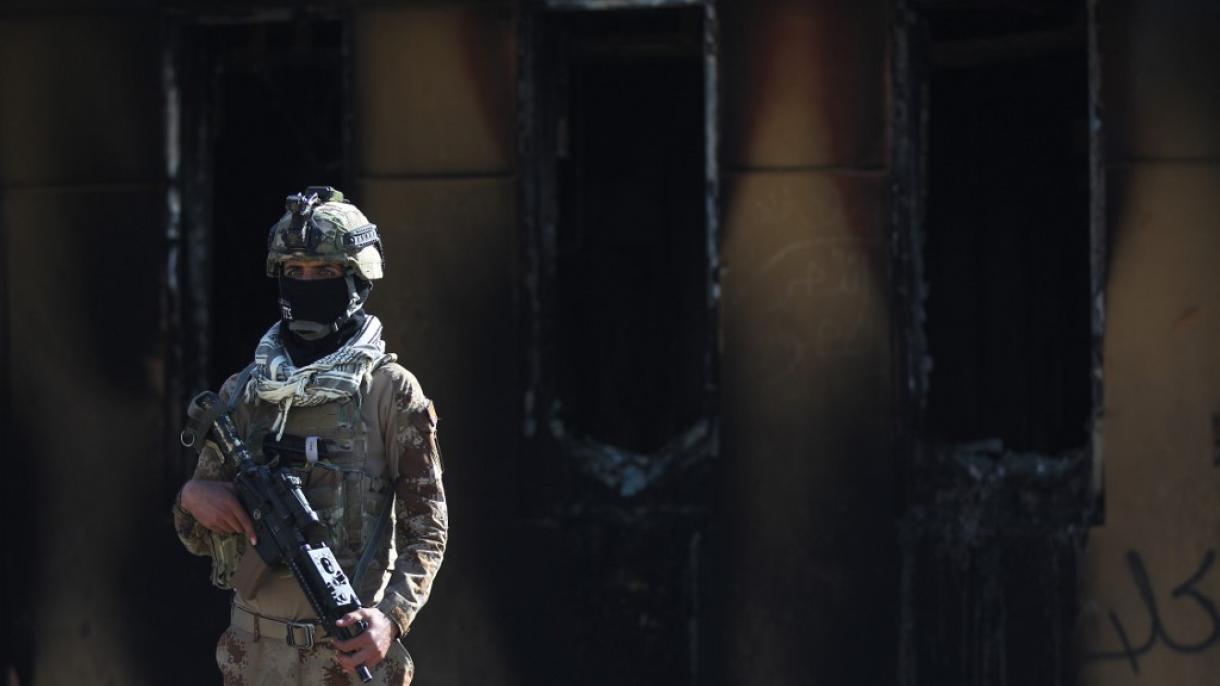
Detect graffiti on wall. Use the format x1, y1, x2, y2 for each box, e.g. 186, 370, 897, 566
751, 237, 882, 384
1085, 549, 1220, 673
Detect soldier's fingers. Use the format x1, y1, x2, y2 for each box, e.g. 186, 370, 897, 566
336, 609, 367, 625
362, 646, 386, 670
217, 512, 243, 535
335, 645, 378, 672
230, 504, 257, 545
331, 630, 373, 653
200, 511, 230, 533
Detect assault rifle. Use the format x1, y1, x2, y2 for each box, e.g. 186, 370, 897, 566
181, 391, 374, 683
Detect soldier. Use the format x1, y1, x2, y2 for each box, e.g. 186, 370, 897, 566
173, 187, 447, 685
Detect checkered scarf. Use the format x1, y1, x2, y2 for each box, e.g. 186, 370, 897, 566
245, 315, 392, 439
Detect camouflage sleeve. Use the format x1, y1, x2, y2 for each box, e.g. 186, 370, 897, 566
172, 443, 233, 556
375, 369, 448, 636
172, 373, 243, 557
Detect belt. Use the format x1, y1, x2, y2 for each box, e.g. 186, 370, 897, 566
231, 604, 330, 649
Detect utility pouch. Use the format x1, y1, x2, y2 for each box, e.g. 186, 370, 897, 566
209, 531, 242, 590
303, 462, 348, 552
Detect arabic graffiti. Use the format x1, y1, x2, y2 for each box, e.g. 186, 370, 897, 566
1085, 549, 1220, 674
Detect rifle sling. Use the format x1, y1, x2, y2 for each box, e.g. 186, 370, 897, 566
228, 362, 258, 414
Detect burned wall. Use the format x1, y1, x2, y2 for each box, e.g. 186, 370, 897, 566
0, 12, 168, 686
352, 4, 522, 684
13, 2, 1216, 685
353, 2, 900, 683
715, 1, 896, 684
1079, 1, 1220, 683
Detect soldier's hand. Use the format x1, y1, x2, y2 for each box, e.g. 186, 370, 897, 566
180, 479, 257, 545
332, 608, 400, 673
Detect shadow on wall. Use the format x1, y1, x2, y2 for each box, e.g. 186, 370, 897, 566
5, 189, 174, 684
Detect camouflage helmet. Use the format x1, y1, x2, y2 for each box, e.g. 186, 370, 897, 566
266, 186, 384, 280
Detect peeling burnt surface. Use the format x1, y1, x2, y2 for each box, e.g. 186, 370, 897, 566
901, 519, 1081, 685
163, 18, 197, 491
518, 4, 716, 683
513, 424, 714, 683
899, 444, 1090, 686
569, 419, 715, 497
549, 499, 710, 684
890, 0, 933, 511
169, 18, 213, 415
907, 445, 1093, 541
1085, 0, 1105, 513
892, 2, 1099, 684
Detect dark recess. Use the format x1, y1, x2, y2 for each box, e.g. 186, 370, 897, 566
207, 19, 347, 391
522, 7, 713, 684
897, 4, 1094, 686
556, 9, 707, 455
923, 7, 1092, 454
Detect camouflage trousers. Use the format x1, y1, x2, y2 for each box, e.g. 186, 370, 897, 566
216, 625, 414, 686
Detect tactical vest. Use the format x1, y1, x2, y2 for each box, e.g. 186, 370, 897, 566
209, 391, 394, 605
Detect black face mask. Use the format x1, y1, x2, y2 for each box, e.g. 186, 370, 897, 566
283, 311, 366, 366
278, 276, 352, 337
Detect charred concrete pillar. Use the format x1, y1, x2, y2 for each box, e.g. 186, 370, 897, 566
716, 1, 896, 684
0, 11, 165, 686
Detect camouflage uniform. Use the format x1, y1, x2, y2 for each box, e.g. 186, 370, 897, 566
173, 188, 446, 685
175, 363, 445, 685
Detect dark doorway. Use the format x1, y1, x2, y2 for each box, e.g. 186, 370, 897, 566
519, 5, 717, 684
554, 8, 708, 455
162, 13, 349, 684
922, 5, 1092, 455
892, 4, 1098, 685
173, 14, 349, 395
521, 4, 717, 498
206, 19, 348, 390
